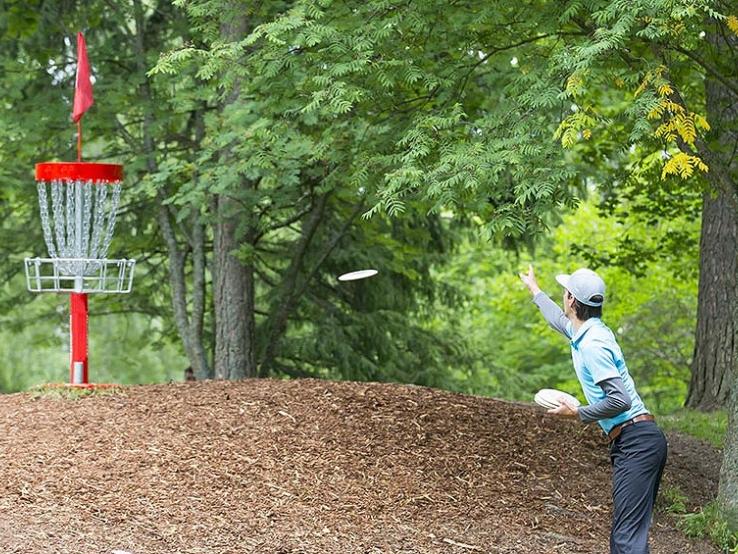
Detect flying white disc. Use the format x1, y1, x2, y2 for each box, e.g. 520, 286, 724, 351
534, 388, 581, 409
337, 269, 378, 282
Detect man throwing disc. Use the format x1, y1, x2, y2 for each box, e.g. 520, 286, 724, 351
520, 265, 667, 554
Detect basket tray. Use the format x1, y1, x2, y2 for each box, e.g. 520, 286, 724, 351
25, 257, 135, 294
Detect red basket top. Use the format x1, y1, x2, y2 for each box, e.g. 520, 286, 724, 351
35, 162, 123, 183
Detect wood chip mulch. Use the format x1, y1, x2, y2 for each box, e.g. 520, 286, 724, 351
0, 378, 720, 553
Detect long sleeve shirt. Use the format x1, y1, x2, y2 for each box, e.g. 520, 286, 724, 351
532, 291, 640, 427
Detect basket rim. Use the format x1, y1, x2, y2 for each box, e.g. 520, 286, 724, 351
35, 162, 123, 183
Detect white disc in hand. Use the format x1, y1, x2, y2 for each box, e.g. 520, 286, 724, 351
534, 388, 581, 409
534, 392, 560, 409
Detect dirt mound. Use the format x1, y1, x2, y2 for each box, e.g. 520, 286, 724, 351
0, 379, 719, 553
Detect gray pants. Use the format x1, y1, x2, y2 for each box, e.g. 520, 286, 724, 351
609, 420, 668, 554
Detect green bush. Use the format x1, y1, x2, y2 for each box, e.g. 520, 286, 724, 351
679, 502, 738, 552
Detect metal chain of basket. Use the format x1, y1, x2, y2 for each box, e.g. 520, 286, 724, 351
37, 179, 121, 276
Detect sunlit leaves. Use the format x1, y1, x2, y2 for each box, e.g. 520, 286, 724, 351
661, 151, 709, 179
554, 109, 597, 148
727, 15, 738, 36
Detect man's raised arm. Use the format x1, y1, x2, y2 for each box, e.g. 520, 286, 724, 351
519, 265, 571, 339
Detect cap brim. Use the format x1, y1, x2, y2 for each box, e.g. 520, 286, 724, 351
555, 274, 570, 289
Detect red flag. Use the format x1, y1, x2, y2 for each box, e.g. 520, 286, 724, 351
72, 32, 94, 123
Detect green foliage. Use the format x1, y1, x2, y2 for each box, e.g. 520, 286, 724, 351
0, 1, 729, 418
145, 0, 479, 381
0, 279, 185, 393
679, 501, 738, 552
158, 0, 581, 241
661, 409, 728, 449
657, 485, 688, 515
431, 196, 698, 411
257, 209, 469, 385
659, 487, 738, 552
158, 0, 732, 230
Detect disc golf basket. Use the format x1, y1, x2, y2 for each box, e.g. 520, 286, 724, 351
22, 33, 136, 387
24, 162, 135, 386
22, 33, 136, 386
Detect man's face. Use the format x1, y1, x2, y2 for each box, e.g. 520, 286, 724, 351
563, 289, 575, 317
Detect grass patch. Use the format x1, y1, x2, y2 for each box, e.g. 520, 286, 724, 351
679, 501, 738, 553
659, 408, 727, 448
29, 384, 125, 400
658, 485, 738, 551
657, 485, 688, 515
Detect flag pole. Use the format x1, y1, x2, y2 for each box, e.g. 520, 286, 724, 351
77, 120, 82, 162
70, 31, 93, 385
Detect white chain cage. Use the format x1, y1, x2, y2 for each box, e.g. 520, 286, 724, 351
25, 177, 135, 293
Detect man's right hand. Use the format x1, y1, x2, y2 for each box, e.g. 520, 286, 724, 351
519, 264, 541, 296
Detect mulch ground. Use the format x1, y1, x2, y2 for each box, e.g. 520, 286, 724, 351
0, 378, 720, 553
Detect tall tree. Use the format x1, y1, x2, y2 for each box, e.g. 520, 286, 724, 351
698, 14, 738, 528
154, 0, 474, 382
212, 8, 257, 379
686, 19, 738, 410
130, 0, 213, 380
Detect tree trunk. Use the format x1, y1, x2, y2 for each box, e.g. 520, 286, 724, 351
700, 19, 738, 530
685, 21, 738, 411
190, 210, 210, 380
213, 195, 257, 379
211, 11, 257, 380
720, 377, 738, 531
133, 0, 211, 379
685, 188, 737, 409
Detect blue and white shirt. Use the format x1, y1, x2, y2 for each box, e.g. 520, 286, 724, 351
533, 291, 648, 434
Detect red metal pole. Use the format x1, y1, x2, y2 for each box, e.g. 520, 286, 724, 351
70, 293, 89, 384
77, 120, 82, 162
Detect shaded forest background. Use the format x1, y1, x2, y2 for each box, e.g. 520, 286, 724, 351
0, 0, 711, 416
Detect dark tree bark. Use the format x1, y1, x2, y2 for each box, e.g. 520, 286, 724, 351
697, 20, 738, 531
189, 206, 210, 380
721, 375, 738, 531
686, 190, 737, 409
212, 195, 257, 379
685, 22, 738, 411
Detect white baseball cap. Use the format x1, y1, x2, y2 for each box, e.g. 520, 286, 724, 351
556, 268, 605, 307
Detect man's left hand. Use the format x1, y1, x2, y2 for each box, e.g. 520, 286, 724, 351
547, 399, 579, 418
